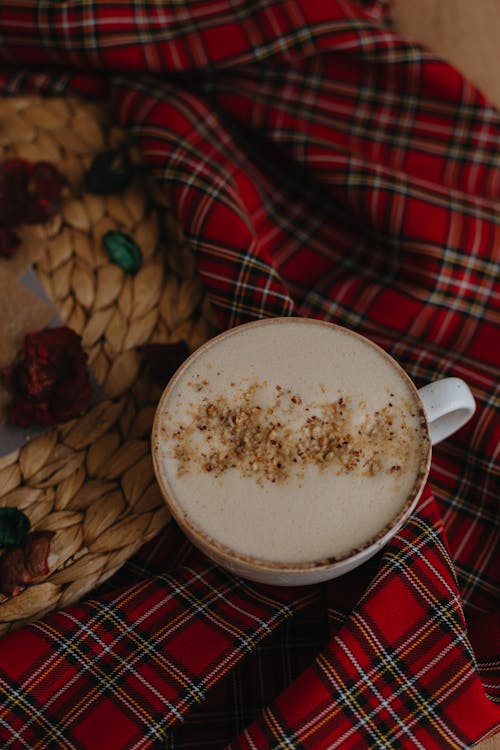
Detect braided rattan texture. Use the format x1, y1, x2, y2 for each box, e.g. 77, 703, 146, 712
0, 97, 217, 633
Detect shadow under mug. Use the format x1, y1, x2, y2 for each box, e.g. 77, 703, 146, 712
152, 320, 476, 586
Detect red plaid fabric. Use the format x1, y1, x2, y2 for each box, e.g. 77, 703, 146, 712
0, 1, 499, 747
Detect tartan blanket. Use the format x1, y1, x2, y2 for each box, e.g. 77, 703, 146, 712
0, 1, 499, 747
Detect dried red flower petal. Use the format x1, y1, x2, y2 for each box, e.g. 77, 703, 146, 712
4, 394, 34, 429
0, 159, 32, 226
1, 326, 93, 427
0, 226, 20, 258
51, 372, 93, 423
140, 341, 190, 386
0, 547, 27, 596
0, 158, 67, 228
0, 530, 54, 597
30, 162, 67, 203
23, 531, 55, 579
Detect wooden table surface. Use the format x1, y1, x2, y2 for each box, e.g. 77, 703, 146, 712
391, 3, 499, 749
393, 0, 500, 108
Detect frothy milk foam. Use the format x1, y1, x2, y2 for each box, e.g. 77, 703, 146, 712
154, 320, 428, 564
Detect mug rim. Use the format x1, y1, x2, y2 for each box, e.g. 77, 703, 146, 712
152, 318, 432, 574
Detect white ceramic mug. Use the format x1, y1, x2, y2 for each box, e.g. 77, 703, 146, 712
152, 320, 476, 586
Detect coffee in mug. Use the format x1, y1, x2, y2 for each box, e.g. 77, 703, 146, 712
152, 319, 475, 585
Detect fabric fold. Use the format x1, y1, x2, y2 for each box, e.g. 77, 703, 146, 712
0, 1, 498, 747
0, 1, 390, 73
0, 546, 318, 748
231, 494, 499, 749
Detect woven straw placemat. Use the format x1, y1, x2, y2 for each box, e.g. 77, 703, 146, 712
0, 96, 217, 634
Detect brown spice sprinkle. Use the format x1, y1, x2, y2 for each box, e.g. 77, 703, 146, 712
170, 380, 415, 485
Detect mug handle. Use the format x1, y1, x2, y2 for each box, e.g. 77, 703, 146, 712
418, 377, 476, 446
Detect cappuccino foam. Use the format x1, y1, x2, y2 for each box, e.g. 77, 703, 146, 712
154, 320, 429, 564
